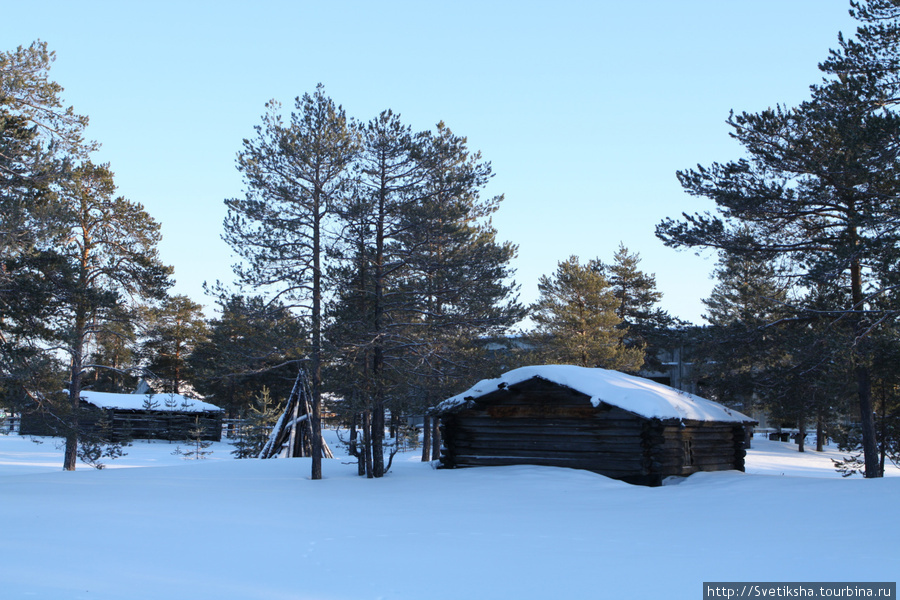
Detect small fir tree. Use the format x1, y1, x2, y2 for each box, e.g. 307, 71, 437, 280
232, 387, 283, 459
141, 393, 161, 442
172, 415, 214, 460
75, 410, 129, 469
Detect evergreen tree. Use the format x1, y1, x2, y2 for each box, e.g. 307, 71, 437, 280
231, 386, 283, 459
55, 162, 171, 470
140, 294, 208, 395
172, 415, 214, 460
601, 243, 680, 372
223, 85, 359, 480
326, 109, 427, 477
189, 295, 305, 419
656, 11, 900, 475
695, 252, 791, 414
605, 244, 662, 325
395, 121, 522, 467
86, 304, 141, 393
1, 41, 92, 413
328, 116, 522, 475
820, 0, 900, 105
530, 255, 643, 371
835, 322, 900, 474
1, 43, 168, 470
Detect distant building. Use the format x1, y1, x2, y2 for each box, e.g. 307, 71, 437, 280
640, 344, 698, 394
20, 390, 224, 442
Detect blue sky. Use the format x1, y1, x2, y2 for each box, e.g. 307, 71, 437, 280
1, 1, 858, 324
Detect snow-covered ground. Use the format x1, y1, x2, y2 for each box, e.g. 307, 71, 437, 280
1, 431, 896, 599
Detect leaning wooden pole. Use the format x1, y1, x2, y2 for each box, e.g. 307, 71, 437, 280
258, 367, 333, 461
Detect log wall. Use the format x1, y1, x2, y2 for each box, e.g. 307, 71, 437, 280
19, 406, 223, 442
439, 379, 749, 486
101, 409, 223, 442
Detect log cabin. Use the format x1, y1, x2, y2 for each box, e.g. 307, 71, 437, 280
20, 390, 224, 442
435, 365, 755, 486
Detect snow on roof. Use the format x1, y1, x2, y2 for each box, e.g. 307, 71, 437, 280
437, 365, 754, 424
80, 391, 223, 413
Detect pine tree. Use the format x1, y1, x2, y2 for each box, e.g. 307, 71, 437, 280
172, 415, 214, 460
1, 41, 92, 416
54, 162, 171, 470
835, 323, 900, 474
87, 304, 140, 393
394, 121, 522, 467
140, 294, 208, 395
189, 295, 305, 419
656, 12, 900, 475
695, 252, 790, 413
602, 243, 679, 372
231, 386, 283, 459
326, 109, 427, 477
223, 85, 359, 480
328, 116, 522, 475
530, 256, 643, 371
820, 0, 900, 105
2, 44, 170, 470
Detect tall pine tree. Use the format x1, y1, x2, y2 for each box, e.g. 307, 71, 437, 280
656, 13, 900, 475
223, 86, 358, 479
55, 162, 170, 470
1, 41, 93, 413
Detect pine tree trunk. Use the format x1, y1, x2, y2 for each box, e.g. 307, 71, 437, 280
173, 345, 182, 395
63, 423, 78, 471
816, 412, 825, 452
878, 391, 887, 477
369, 172, 387, 478
363, 410, 374, 479
64, 312, 88, 471
310, 189, 323, 480
421, 415, 432, 462
856, 363, 879, 476
372, 403, 385, 477
850, 242, 880, 477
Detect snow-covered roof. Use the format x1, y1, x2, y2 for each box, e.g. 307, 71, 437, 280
80, 391, 223, 413
437, 365, 754, 424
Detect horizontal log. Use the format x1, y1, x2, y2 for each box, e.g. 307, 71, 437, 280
659, 440, 734, 452
452, 455, 647, 474
450, 446, 645, 462
660, 429, 738, 439
449, 416, 644, 431
449, 446, 645, 462
447, 444, 648, 461
654, 457, 737, 469
451, 430, 646, 445
454, 418, 643, 428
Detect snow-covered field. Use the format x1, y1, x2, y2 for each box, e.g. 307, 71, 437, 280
1, 431, 897, 599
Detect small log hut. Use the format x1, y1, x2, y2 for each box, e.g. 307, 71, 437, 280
20, 391, 224, 442
435, 365, 755, 486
